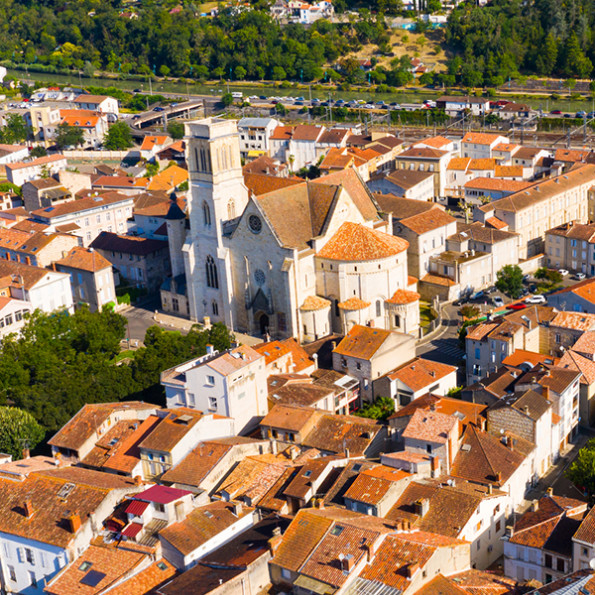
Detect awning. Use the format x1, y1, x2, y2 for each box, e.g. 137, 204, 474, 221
121, 522, 143, 538
125, 499, 149, 516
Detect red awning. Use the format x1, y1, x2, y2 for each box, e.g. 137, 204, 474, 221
125, 499, 150, 517
121, 522, 143, 538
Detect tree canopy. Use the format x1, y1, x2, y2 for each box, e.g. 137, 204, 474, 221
496, 265, 524, 299
0, 114, 28, 144
0, 307, 234, 435
0, 407, 45, 460
567, 437, 595, 498
104, 121, 133, 150
55, 123, 85, 148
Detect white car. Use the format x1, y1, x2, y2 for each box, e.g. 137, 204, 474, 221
525, 295, 546, 304
574, 272, 587, 280
559, 269, 569, 276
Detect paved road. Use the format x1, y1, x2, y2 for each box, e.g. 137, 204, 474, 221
121, 295, 162, 344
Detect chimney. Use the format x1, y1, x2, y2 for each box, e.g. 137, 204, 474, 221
430, 456, 440, 478
68, 513, 82, 533
414, 498, 430, 517
312, 353, 318, 370
340, 554, 355, 573
495, 471, 502, 483
269, 437, 278, 455
317, 498, 325, 510
531, 500, 539, 512
523, 405, 530, 415
331, 341, 337, 350
505, 524, 514, 538
23, 500, 34, 518
232, 502, 243, 516
268, 532, 283, 556
133, 475, 143, 486
547, 487, 554, 496
487, 484, 493, 495
429, 402, 436, 411
206, 344, 214, 355
365, 543, 373, 563
406, 562, 419, 578
22, 448, 30, 460
506, 435, 513, 450
542, 386, 550, 401
272, 526, 282, 538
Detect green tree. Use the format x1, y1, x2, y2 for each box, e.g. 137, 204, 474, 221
104, 122, 134, 150
536, 33, 558, 76
29, 146, 48, 158
0, 407, 45, 460
354, 396, 395, 420
567, 437, 595, 497
221, 93, 234, 107
562, 33, 593, 78
145, 162, 159, 177
235, 66, 247, 80
55, 123, 85, 149
460, 304, 480, 319
0, 114, 28, 144
496, 264, 524, 298
167, 121, 185, 139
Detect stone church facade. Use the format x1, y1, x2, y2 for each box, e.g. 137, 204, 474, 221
181, 118, 420, 342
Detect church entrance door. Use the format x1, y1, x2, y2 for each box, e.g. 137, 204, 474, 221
259, 313, 269, 336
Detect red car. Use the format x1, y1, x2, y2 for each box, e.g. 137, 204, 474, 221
509, 303, 527, 310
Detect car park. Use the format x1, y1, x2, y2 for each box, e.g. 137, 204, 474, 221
525, 295, 546, 304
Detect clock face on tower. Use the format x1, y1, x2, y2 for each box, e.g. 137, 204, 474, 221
249, 214, 262, 234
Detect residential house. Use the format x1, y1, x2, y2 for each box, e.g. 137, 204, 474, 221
131, 192, 186, 238
503, 493, 587, 584
161, 344, 268, 434
393, 207, 457, 278
499, 102, 535, 121
0, 467, 141, 593
395, 146, 451, 197
475, 165, 595, 258
0, 144, 29, 165
463, 178, 534, 204
59, 108, 109, 148
22, 178, 71, 212
0, 296, 31, 341
137, 408, 234, 481
367, 169, 435, 202
269, 124, 325, 170
343, 465, 412, 516
5, 155, 68, 186
572, 505, 595, 571
153, 516, 290, 595
332, 325, 417, 401
446, 222, 520, 287
0, 259, 73, 314
487, 389, 553, 478
55, 246, 117, 311
512, 147, 553, 179
414, 135, 460, 154
160, 437, 269, 494
0, 228, 79, 268
44, 542, 176, 595
461, 133, 511, 160
436, 96, 491, 116
90, 231, 171, 291
73, 93, 119, 116
31, 191, 134, 245
492, 143, 522, 164
451, 425, 534, 509
387, 478, 509, 569
375, 357, 457, 407
545, 221, 595, 275
259, 403, 388, 458
237, 117, 280, 159
92, 175, 150, 196
138, 135, 172, 161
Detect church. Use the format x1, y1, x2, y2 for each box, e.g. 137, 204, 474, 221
174, 117, 420, 343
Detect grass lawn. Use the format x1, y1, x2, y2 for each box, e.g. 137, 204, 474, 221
420, 300, 436, 325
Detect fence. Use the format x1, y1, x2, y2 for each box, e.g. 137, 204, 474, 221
62, 150, 129, 160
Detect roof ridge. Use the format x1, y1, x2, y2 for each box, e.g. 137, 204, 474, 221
468, 426, 498, 479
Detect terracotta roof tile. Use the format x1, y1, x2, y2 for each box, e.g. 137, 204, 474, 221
399, 209, 456, 235
55, 246, 112, 273
447, 157, 471, 171
318, 222, 408, 261
462, 132, 506, 145
388, 357, 456, 391
333, 325, 393, 359
385, 289, 420, 305
337, 296, 371, 311
159, 501, 254, 556
402, 408, 458, 444
300, 295, 331, 311
420, 273, 456, 287
343, 466, 410, 505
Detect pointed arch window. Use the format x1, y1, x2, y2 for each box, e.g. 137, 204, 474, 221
376, 300, 382, 317
206, 255, 218, 289
227, 199, 236, 219
202, 201, 211, 227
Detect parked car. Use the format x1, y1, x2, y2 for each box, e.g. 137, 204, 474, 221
574, 272, 587, 280
492, 296, 504, 308
525, 295, 546, 304
509, 302, 528, 310
470, 290, 485, 301
559, 269, 569, 276
551, 110, 563, 115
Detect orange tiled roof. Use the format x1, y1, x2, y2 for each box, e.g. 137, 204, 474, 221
495, 165, 523, 177
333, 326, 395, 360
337, 297, 370, 311
468, 158, 496, 171
485, 216, 508, 230
140, 135, 169, 151
318, 222, 408, 261
147, 165, 188, 192
385, 289, 420, 305
388, 357, 456, 391
462, 132, 506, 145
419, 135, 452, 149
300, 295, 331, 311
399, 208, 456, 235
447, 157, 471, 171
420, 273, 456, 287
402, 408, 458, 444
55, 246, 112, 272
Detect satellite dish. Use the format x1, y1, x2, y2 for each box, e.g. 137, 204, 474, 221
589, 558, 595, 570
500, 428, 504, 434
